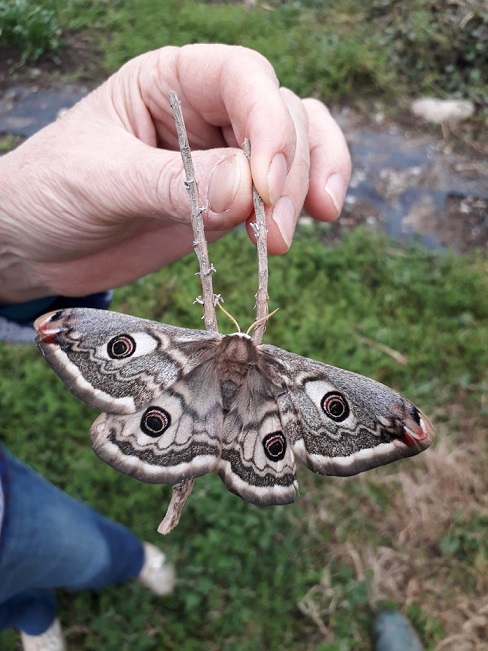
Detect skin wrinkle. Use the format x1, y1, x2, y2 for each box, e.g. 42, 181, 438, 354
36, 221, 176, 297
19, 134, 141, 262
156, 156, 190, 223
302, 99, 351, 220
37, 222, 231, 298
278, 89, 309, 190
101, 82, 132, 135
206, 153, 253, 226
182, 47, 279, 151
12, 149, 84, 255
128, 53, 167, 146
143, 49, 193, 149
105, 53, 155, 139
242, 100, 296, 208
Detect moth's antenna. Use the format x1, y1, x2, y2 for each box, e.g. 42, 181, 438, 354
243, 139, 269, 346
246, 308, 279, 337
216, 302, 241, 333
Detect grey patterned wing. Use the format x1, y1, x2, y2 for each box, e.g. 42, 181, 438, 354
217, 372, 298, 506
35, 308, 221, 413
260, 345, 434, 476
91, 362, 223, 484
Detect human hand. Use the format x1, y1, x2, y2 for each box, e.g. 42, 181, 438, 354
0, 44, 351, 303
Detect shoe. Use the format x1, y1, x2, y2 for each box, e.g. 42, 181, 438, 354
138, 542, 176, 596
19, 545, 173, 650
372, 611, 424, 651
20, 618, 65, 651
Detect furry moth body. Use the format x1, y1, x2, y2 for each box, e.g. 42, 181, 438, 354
35, 308, 433, 506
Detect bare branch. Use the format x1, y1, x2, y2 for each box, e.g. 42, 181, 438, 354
159, 91, 221, 534
157, 478, 195, 535
169, 90, 218, 333
243, 139, 269, 345
158, 109, 270, 534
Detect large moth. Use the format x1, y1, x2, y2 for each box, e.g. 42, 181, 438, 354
34, 308, 433, 507
34, 97, 433, 528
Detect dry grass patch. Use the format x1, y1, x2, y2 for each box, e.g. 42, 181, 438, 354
297, 399, 488, 650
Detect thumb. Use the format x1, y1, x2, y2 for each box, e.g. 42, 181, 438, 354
115, 138, 254, 230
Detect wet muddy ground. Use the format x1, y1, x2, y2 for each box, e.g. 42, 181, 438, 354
336, 109, 488, 252
0, 82, 486, 253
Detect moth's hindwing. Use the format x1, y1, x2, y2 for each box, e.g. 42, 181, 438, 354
91, 362, 223, 484
218, 371, 298, 506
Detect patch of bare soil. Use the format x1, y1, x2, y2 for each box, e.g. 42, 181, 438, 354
0, 30, 106, 93
317, 107, 488, 254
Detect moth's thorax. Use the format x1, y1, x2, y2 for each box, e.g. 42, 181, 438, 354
216, 333, 258, 385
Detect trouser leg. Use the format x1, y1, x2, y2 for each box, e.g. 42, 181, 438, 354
0, 449, 145, 632
0, 590, 56, 636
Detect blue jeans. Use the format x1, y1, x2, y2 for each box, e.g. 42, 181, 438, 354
0, 449, 144, 635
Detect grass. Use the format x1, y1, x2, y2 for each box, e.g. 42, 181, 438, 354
0, 0, 61, 62
100, 0, 390, 102
1, 0, 486, 110
99, 0, 487, 110
1, 227, 487, 650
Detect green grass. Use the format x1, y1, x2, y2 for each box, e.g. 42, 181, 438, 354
1, 227, 487, 650
102, 0, 487, 109
0, 0, 61, 62
0, 0, 106, 62
1, 0, 486, 109
100, 0, 389, 101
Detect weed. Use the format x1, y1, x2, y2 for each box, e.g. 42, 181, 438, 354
0, 0, 60, 62
367, 0, 488, 109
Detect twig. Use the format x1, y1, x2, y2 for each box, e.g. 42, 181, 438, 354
158, 91, 218, 535
169, 90, 218, 333
157, 478, 195, 535
243, 139, 269, 345
357, 334, 409, 365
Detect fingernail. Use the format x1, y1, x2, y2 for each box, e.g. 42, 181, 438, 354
324, 173, 345, 218
267, 153, 288, 205
208, 155, 241, 213
272, 196, 295, 249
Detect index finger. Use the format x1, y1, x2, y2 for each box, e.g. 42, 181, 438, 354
138, 44, 298, 205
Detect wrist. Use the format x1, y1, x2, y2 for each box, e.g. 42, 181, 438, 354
0, 138, 52, 302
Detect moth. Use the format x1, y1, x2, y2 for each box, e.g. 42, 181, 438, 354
34, 308, 433, 507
